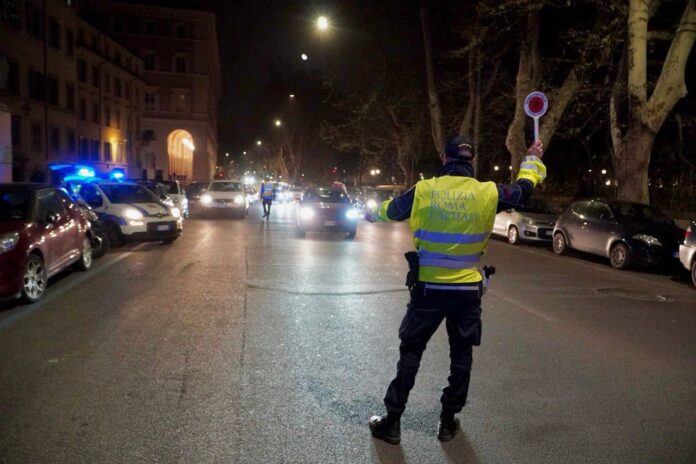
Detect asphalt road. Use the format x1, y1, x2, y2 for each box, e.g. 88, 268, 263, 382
1, 202, 695, 464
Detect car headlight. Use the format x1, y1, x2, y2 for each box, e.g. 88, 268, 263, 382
346, 208, 359, 220
234, 195, 244, 204
633, 234, 662, 246
523, 217, 535, 225
124, 208, 144, 220
0, 232, 20, 254
366, 199, 377, 209
300, 206, 315, 220
201, 194, 212, 205
171, 207, 181, 218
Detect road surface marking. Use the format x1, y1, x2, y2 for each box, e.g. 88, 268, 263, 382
0, 244, 146, 332
489, 289, 559, 323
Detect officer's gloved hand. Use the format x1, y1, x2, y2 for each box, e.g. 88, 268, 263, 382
365, 208, 378, 223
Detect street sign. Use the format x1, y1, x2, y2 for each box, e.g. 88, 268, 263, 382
524, 91, 548, 142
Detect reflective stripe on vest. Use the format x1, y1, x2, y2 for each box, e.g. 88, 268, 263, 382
409, 176, 498, 284
262, 183, 273, 197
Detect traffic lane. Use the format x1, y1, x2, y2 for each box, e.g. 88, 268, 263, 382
0, 218, 249, 463
479, 239, 696, 463
482, 239, 696, 364
239, 219, 695, 463
0, 243, 148, 328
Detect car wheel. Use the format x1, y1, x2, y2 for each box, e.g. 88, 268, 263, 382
346, 229, 356, 240
610, 243, 632, 270
691, 260, 696, 288
106, 221, 124, 248
553, 232, 567, 255
91, 229, 110, 258
22, 254, 47, 303
507, 226, 519, 245
75, 236, 93, 271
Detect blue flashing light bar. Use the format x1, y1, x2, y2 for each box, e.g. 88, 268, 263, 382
110, 169, 125, 180
77, 167, 95, 178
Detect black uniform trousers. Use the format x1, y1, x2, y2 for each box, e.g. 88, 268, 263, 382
384, 281, 483, 416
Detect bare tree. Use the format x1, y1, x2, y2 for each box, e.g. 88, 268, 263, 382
611, 0, 696, 202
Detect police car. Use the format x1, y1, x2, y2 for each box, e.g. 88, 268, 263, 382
68, 180, 183, 246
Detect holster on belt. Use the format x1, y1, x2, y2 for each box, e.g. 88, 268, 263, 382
404, 251, 420, 290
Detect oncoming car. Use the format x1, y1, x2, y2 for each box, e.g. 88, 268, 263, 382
199, 180, 249, 218
68, 180, 183, 246
296, 187, 359, 239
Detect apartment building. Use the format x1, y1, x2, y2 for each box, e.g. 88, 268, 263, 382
0, 0, 145, 181
82, 0, 220, 182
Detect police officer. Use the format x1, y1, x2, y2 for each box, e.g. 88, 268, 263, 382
366, 134, 546, 444
259, 177, 274, 219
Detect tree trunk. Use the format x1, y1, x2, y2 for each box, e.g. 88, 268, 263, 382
420, 3, 444, 154
612, 0, 696, 203
615, 126, 654, 202
506, 13, 539, 179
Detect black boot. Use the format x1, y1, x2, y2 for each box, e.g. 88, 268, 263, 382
437, 412, 460, 442
369, 413, 401, 445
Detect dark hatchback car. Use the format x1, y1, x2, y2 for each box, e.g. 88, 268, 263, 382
0, 184, 92, 303
296, 187, 360, 239
553, 199, 683, 269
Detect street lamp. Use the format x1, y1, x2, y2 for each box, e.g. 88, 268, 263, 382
289, 94, 295, 99
225, 152, 229, 157
274, 119, 282, 127
494, 165, 500, 172
301, 53, 308, 61
256, 140, 262, 146
317, 16, 329, 31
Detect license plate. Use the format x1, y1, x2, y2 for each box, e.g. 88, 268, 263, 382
157, 224, 170, 231
324, 221, 336, 227
215, 203, 230, 208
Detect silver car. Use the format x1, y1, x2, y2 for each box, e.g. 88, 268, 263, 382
492, 199, 557, 245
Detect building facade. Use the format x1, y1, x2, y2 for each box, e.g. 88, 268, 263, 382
0, 0, 145, 182
82, 1, 220, 182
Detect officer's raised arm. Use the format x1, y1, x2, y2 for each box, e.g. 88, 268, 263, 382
495, 140, 547, 213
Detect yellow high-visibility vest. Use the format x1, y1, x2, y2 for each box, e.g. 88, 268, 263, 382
409, 176, 498, 283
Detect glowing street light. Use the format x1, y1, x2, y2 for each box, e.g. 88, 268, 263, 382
317, 16, 329, 31
225, 152, 229, 157
601, 169, 607, 175
274, 119, 282, 127
243, 151, 247, 155
301, 53, 308, 61
256, 140, 262, 146
494, 165, 500, 171
289, 94, 295, 99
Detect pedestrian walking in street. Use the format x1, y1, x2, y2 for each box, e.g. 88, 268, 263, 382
260, 177, 274, 219
366, 134, 547, 444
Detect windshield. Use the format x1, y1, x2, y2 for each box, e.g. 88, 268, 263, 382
611, 202, 672, 225
159, 181, 180, 194
187, 183, 206, 194
0, 188, 31, 220
516, 199, 554, 214
209, 182, 242, 192
304, 189, 351, 204
100, 184, 160, 203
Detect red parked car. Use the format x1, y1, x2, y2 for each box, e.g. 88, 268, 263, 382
0, 184, 93, 303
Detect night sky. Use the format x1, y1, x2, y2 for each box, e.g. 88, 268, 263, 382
117, 0, 424, 165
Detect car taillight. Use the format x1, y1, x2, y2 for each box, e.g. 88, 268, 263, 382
686, 226, 692, 240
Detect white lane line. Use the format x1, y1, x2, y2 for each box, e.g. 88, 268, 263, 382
488, 289, 559, 324
0, 244, 146, 332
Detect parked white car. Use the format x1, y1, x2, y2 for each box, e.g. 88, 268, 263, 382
492, 199, 557, 245
159, 180, 189, 218
68, 180, 183, 246
200, 180, 249, 218
679, 222, 695, 287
